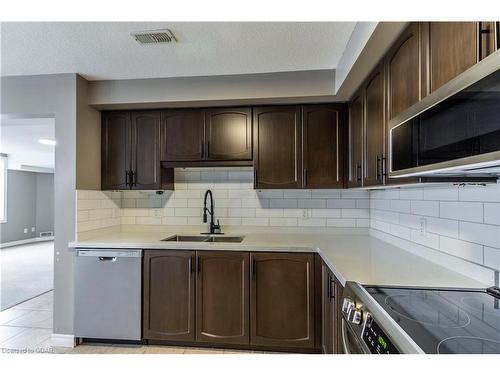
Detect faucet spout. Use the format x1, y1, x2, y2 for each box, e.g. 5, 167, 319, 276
203, 190, 221, 234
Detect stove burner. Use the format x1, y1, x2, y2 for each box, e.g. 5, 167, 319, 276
385, 292, 471, 329
437, 336, 500, 354
461, 296, 500, 317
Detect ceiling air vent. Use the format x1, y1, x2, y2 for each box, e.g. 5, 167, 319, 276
131, 29, 178, 44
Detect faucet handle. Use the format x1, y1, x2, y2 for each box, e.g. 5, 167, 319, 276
212, 219, 222, 234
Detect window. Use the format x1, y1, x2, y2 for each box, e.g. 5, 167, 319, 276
0, 154, 6, 223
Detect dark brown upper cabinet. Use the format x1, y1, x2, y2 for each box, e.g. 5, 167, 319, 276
302, 105, 344, 189
102, 111, 170, 190
348, 93, 364, 188
161, 109, 205, 162
363, 64, 386, 187
101, 111, 131, 190
423, 22, 479, 94
143, 250, 196, 342
253, 106, 302, 189
205, 108, 252, 161
130, 111, 162, 190
196, 251, 249, 345
250, 252, 315, 349
386, 23, 422, 120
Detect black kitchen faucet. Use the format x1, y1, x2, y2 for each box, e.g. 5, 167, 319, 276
203, 189, 222, 234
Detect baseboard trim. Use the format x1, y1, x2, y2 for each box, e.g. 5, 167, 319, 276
51, 333, 76, 348
0, 236, 54, 249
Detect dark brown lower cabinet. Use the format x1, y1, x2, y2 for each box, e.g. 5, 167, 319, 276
143, 250, 196, 342
322, 264, 335, 354
250, 252, 315, 349
196, 251, 249, 345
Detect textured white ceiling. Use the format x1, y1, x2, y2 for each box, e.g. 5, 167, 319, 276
0, 22, 356, 80
0, 118, 55, 170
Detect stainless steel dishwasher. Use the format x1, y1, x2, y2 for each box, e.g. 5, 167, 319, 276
74, 249, 142, 341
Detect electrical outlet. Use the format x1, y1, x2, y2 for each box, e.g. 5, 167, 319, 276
23, 228, 28, 234
31, 227, 35, 232
152, 209, 162, 217
302, 209, 309, 220
419, 217, 427, 236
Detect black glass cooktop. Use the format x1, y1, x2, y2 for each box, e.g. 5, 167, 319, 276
366, 286, 500, 354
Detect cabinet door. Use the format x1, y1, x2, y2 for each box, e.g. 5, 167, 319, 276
143, 250, 195, 342
131, 111, 161, 190
386, 23, 421, 120
425, 22, 478, 93
250, 252, 314, 348
302, 105, 344, 188
321, 264, 335, 354
196, 251, 249, 345
363, 66, 385, 187
348, 93, 363, 188
478, 22, 498, 61
253, 106, 302, 189
161, 109, 205, 161
205, 107, 252, 161
101, 111, 131, 190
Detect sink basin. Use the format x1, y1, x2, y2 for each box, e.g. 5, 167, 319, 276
162, 235, 244, 243
206, 236, 244, 243
162, 235, 210, 242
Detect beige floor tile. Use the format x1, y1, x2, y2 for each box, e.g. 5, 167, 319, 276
144, 345, 186, 354
70, 343, 113, 354
106, 344, 147, 354
0, 326, 27, 343
0, 308, 31, 325
5, 310, 53, 329
0, 328, 51, 350
183, 347, 225, 354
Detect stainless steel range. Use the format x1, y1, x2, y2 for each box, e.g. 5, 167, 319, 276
341, 282, 500, 354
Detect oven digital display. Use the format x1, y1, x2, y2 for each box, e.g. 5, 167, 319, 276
362, 315, 400, 354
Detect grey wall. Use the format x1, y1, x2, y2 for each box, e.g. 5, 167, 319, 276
0, 170, 37, 243
0, 170, 54, 243
1, 73, 77, 335
35, 172, 54, 236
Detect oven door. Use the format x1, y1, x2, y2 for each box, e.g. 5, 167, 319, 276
341, 318, 367, 354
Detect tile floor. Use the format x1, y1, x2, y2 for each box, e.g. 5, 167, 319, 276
0, 292, 259, 354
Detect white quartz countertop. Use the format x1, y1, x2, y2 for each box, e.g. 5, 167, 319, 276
69, 230, 486, 289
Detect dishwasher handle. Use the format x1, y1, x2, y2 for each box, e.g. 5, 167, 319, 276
77, 249, 142, 258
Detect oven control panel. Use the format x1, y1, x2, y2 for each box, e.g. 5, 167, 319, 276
362, 313, 400, 354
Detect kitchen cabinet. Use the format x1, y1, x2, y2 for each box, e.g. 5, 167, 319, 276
250, 252, 315, 348
101, 111, 131, 190
386, 23, 422, 120
143, 250, 196, 342
423, 22, 478, 93
302, 104, 344, 188
253, 106, 302, 189
321, 264, 335, 354
479, 22, 498, 60
363, 64, 386, 187
348, 93, 364, 188
161, 109, 205, 162
102, 111, 171, 190
196, 251, 250, 345
205, 107, 252, 161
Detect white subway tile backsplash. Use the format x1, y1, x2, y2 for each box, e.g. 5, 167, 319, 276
458, 183, 500, 202
327, 218, 357, 227
326, 199, 356, 209
269, 218, 298, 227
440, 201, 483, 223
439, 237, 484, 264
423, 187, 459, 201
389, 200, 411, 213
242, 218, 269, 226
484, 247, 500, 269
411, 200, 439, 217
459, 221, 500, 248
284, 190, 312, 199
311, 209, 341, 218
484, 203, 500, 225
426, 217, 459, 238
399, 188, 424, 200
269, 199, 298, 209
298, 199, 326, 209
410, 229, 439, 249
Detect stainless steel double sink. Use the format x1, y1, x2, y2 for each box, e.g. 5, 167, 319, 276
162, 235, 245, 243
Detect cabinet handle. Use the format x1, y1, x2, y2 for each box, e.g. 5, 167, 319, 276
329, 276, 335, 302
356, 164, 362, 182
253, 169, 258, 187
189, 256, 194, 274
252, 258, 256, 279
125, 171, 130, 186
130, 171, 136, 187
206, 140, 210, 158
382, 154, 387, 178
197, 256, 201, 274
478, 22, 492, 61
303, 169, 308, 187
376, 155, 381, 182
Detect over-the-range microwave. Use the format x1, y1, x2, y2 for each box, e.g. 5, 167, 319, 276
389, 49, 500, 179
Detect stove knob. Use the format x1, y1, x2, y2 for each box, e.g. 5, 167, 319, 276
342, 298, 355, 314
348, 308, 363, 325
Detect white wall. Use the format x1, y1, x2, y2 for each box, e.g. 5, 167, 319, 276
370, 182, 500, 272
